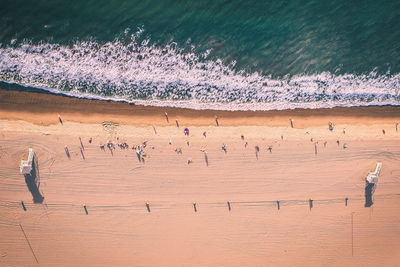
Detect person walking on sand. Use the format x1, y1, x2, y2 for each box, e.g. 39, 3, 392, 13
184, 128, 189, 136
255, 145, 259, 159
64, 145, 70, 158
203, 131, 207, 138
328, 121, 334, 131
290, 119, 294, 128
215, 116, 219, 126
136, 149, 142, 162
165, 112, 169, 123
222, 143, 227, 153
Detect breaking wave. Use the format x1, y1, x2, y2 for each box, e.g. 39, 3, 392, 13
0, 33, 399, 111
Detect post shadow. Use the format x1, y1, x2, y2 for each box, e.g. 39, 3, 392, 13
24, 155, 44, 203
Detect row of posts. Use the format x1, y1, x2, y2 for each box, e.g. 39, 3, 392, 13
19, 197, 350, 214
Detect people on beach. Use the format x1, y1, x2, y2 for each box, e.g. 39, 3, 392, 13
290, 119, 294, 128
215, 116, 219, 126
89, 138, 92, 144
222, 143, 227, 153
165, 112, 169, 123
118, 142, 129, 149
328, 121, 334, 131
107, 141, 115, 150
203, 131, 207, 138
184, 128, 189, 136
382, 129, 386, 135
267, 146, 272, 153
176, 119, 179, 128
136, 149, 142, 162
337, 140, 340, 146
241, 135, 244, 140
255, 145, 259, 159
64, 145, 70, 158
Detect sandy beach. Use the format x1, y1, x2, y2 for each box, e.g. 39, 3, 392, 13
1, 88, 400, 266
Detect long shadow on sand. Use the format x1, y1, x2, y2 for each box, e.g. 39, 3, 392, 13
364, 182, 374, 207
24, 155, 44, 203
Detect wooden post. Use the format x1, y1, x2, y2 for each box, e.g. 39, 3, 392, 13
193, 202, 197, 212
83, 204, 88, 215
146, 202, 151, 212
79, 137, 84, 150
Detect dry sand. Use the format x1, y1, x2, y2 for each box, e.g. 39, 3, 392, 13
1, 88, 400, 266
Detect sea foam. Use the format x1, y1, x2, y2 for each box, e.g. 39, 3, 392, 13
0, 33, 399, 111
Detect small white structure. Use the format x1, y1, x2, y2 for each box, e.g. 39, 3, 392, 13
20, 148, 34, 174
366, 162, 382, 184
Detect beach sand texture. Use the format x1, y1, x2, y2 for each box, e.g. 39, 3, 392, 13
1, 89, 400, 266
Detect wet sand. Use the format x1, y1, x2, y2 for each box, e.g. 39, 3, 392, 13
1, 88, 400, 266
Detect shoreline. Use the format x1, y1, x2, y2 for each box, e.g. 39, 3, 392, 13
1, 87, 399, 127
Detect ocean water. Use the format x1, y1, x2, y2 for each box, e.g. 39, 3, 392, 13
0, 0, 399, 110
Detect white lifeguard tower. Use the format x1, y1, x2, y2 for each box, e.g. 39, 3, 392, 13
366, 162, 382, 184
20, 148, 35, 175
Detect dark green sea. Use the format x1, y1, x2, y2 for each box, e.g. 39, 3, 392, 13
1, 0, 399, 110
